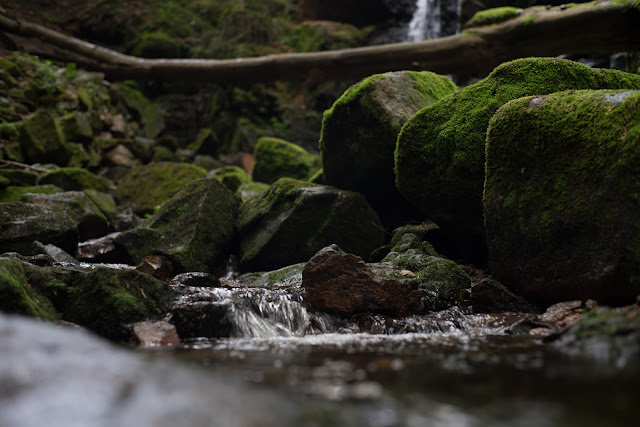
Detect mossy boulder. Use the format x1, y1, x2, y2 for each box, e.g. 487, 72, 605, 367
237, 178, 384, 272
236, 181, 270, 203
321, 71, 456, 227
0, 184, 62, 203
19, 110, 71, 165
484, 89, 640, 305
0, 257, 58, 320
114, 162, 207, 215
111, 82, 164, 138
252, 137, 321, 184
208, 165, 252, 192
0, 202, 78, 255
0, 169, 38, 186
396, 58, 640, 265
0, 256, 174, 340
57, 111, 93, 143
38, 167, 112, 192
20, 191, 110, 241
115, 178, 238, 274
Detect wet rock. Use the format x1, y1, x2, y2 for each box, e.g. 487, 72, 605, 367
0, 257, 59, 320
33, 241, 78, 264
103, 143, 136, 166
116, 178, 237, 274
252, 137, 321, 184
321, 71, 456, 227
21, 191, 110, 241
0, 313, 295, 427
19, 110, 70, 165
38, 167, 112, 192
75, 232, 122, 263
236, 181, 270, 203
396, 58, 640, 265
549, 304, 640, 367
208, 165, 251, 192
170, 301, 233, 338
114, 162, 207, 215
238, 178, 384, 272
135, 255, 174, 282
0, 168, 38, 186
470, 279, 535, 314
302, 245, 424, 316
111, 82, 164, 138
0, 202, 78, 255
132, 320, 180, 347
484, 90, 640, 305
233, 263, 305, 289
57, 110, 93, 143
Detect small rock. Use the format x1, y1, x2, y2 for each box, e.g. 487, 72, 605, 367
170, 272, 220, 288
136, 255, 174, 282
132, 321, 180, 347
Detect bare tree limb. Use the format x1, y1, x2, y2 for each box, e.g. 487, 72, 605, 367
0, 1, 639, 83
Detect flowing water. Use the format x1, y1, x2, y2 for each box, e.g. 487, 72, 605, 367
158, 278, 639, 426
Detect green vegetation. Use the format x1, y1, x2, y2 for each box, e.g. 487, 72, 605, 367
252, 137, 321, 184
466, 7, 523, 27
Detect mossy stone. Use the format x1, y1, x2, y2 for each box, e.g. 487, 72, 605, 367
236, 181, 270, 203
252, 137, 321, 184
114, 162, 207, 215
0, 202, 78, 255
19, 110, 71, 166
0, 257, 58, 320
112, 82, 164, 138
208, 165, 252, 192
57, 111, 93, 143
237, 177, 384, 272
39, 167, 112, 192
0, 185, 63, 203
484, 89, 640, 305
0, 169, 39, 186
115, 178, 238, 274
83, 189, 118, 221
321, 70, 456, 227
396, 57, 640, 265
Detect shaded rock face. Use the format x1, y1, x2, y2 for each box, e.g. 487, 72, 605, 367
237, 178, 384, 272
300, 0, 394, 27
21, 191, 110, 241
395, 58, 640, 265
38, 167, 112, 192
320, 71, 456, 227
0, 313, 295, 427
19, 110, 70, 165
114, 162, 207, 215
252, 137, 321, 185
484, 89, 640, 305
116, 178, 238, 275
0, 202, 78, 255
302, 245, 424, 316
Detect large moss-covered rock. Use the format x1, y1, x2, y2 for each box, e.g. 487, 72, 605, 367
111, 82, 164, 138
0, 202, 78, 255
19, 110, 71, 165
0, 169, 38, 186
38, 167, 112, 192
208, 165, 252, 192
484, 89, 640, 305
115, 178, 238, 274
0, 256, 173, 340
321, 71, 456, 227
396, 58, 640, 264
57, 111, 93, 143
21, 191, 110, 241
114, 162, 207, 215
252, 137, 321, 184
238, 178, 384, 272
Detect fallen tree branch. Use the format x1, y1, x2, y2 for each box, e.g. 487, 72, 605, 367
0, 1, 639, 83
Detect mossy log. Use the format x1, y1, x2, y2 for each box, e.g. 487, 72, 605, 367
0, 1, 639, 83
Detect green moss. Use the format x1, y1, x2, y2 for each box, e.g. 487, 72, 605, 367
39, 167, 112, 192
396, 58, 640, 264
114, 162, 207, 215
0, 258, 58, 320
252, 137, 321, 184
522, 15, 535, 25
209, 165, 252, 192
0, 184, 63, 203
0, 169, 38, 186
236, 181, 270, 202
417, 257, 470, 310
466, 7, 523, 27
113, 81, 164, 138
83, 189, 118, 220
20, 110, 70, 165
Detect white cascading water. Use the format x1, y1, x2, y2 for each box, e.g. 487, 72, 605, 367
407, 0, 442, 42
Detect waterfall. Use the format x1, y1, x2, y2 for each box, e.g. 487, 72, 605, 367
407, 0, 441, 42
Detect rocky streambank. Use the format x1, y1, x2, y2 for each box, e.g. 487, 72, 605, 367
1, 38, 640, 425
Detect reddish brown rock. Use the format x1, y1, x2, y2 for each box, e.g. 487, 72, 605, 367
132, 321, 179, 347
302, 245, 423, 316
